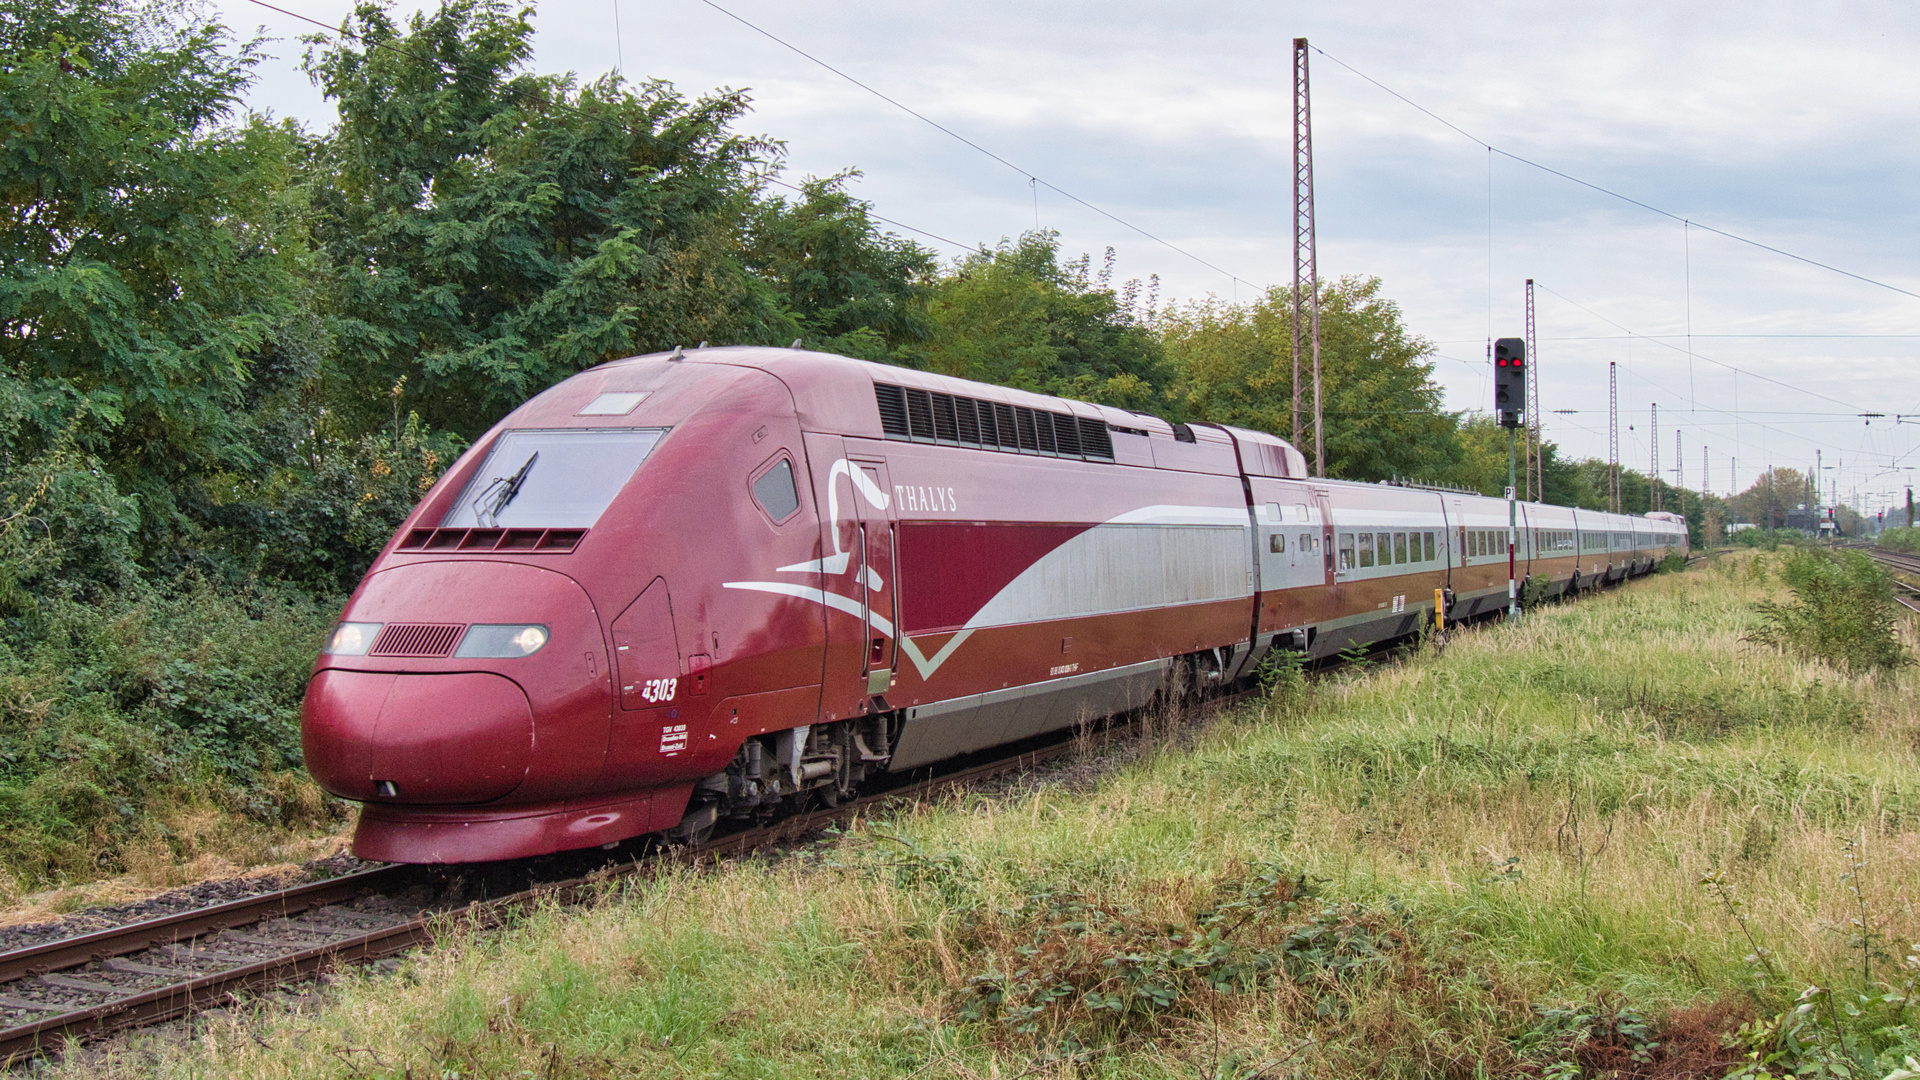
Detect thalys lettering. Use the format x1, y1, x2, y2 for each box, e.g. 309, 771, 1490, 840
300, 346, 1688, 864
894, 484, 958, 513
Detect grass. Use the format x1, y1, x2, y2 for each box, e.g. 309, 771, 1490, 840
55, 552, 1920, 1078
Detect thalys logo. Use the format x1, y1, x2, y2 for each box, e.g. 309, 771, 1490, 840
722, 459, 974, 680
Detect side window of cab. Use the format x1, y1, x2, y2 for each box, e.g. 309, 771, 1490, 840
750, 455, 801, 524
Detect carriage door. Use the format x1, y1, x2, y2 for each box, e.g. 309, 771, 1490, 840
1313, 488, 1335, 585
851, 458, 898, 697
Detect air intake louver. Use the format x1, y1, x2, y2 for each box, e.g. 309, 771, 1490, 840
871, 382, 1119, 461
875, 384, 909, 436
370, 623, 465, 657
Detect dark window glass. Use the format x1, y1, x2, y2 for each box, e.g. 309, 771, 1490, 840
1424, 532, 1436, 561
1394, 532, 1408, 564
752, 458, 800, 522
1358, 532, 1375, 568
443, 428, 665, 529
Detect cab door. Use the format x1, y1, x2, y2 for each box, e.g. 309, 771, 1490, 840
850, 457, 897, 697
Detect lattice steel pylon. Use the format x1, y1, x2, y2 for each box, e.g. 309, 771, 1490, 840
1651, 403, 1660, 511
1524, 279, 1541, 501
1608, 363, 1620, 512
1290, 37, 1323, 477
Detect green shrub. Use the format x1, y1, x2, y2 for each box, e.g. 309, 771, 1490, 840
1879, 526, 1920, 555
1747, 549, 1908, 673
0, 576, 334, 885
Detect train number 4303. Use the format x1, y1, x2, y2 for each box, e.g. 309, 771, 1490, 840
639, 678, 678, 703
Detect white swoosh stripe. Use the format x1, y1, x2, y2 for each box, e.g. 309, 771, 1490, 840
1104, 504, 1249, 526
720, 581, 974, 680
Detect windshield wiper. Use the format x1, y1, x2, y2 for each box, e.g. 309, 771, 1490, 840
470, 452, 539, 527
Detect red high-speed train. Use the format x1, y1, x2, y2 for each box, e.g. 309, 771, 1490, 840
301, 346, 1687, 863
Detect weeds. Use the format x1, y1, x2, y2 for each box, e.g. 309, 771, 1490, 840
1748, 548, 1908, 673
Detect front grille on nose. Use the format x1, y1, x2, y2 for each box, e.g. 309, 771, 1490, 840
369, 623, 465, 657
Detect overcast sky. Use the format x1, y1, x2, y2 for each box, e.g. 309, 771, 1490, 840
220, 0, 1920, 515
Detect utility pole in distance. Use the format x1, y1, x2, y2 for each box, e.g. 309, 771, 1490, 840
1290, 38, 1323, 477
1495, 337, 1527, 621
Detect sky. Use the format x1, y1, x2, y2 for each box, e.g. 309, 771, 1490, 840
218, 0, 1920, 517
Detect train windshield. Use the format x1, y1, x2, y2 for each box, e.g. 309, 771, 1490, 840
441, 428, 666, 529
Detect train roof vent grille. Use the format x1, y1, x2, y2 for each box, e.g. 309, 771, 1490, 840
874, 384, 909, 437
870, 382, 1115, 463
930, 392, 960, 442
904, 388, 936, 439
370, 623, 465, 657
1079, 418, 1114, 459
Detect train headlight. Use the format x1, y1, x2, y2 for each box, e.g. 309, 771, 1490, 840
455, 624, 550, 658
322, 622, 383, 656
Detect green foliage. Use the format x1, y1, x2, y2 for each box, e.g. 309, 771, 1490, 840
1158, 276, 1456, 481
303, 0, 800, 440
1730, 528, 1810, 550
918, 232, 1166, 409
0, 0, 304, 547
0, 577, 335, 884
1880, 527, 1920, 555
953, 867, 1325, 1047
743, 172, 935, 362
1749, 549, 1907, 673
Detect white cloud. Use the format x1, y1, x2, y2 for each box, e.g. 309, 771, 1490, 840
218, 0, 1920, 508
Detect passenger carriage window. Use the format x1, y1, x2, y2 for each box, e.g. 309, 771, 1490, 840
1300, 532, 1314, 553
1358, 532, 1375, 568
1266, 502, 1282, 523
1424, 532, 1436, 561
1394, 532, 1408, 564
1338, 533, 1355, 570
1270, 533, 1286, 553
750, 457, 801, 523
1295, 503, 1310, 522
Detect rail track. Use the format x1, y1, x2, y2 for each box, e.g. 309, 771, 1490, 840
1863, 545, 1920, 612
0, 584, 1625, 1066
0, 682, 1272, 1066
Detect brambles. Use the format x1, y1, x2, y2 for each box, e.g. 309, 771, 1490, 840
1747, 549, 1908, 673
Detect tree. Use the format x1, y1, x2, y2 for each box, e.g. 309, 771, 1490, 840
0, 0, 303, 549
1159, 277, 1457, 482
742, 172, 935, 363
303, 0, 799, 440
917, 232, 1167, 410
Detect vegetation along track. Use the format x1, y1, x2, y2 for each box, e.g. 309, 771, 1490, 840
0, 584, 1599, 1064
1864, 545, 1920, 612
0, 683, 1271, 1066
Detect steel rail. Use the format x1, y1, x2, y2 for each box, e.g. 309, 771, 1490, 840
0, 568, 1651, 1065
0, 690, 1255, 1065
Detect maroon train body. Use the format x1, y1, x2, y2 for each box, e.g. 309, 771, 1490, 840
301, 346, 1688, 863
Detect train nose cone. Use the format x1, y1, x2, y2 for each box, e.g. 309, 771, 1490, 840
303, 671, 533, 803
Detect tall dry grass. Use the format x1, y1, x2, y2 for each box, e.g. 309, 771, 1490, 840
55, 552, 1920, 1078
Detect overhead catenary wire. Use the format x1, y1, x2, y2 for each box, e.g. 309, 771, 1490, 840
1311, 45, 1920, 303
237, 0, 988, 261
689, 0, 1257, 293
1532, 284, 1870, 415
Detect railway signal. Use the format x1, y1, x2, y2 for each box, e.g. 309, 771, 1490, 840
1494, 337, 1526, 429
1493, 336, 1527, 621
